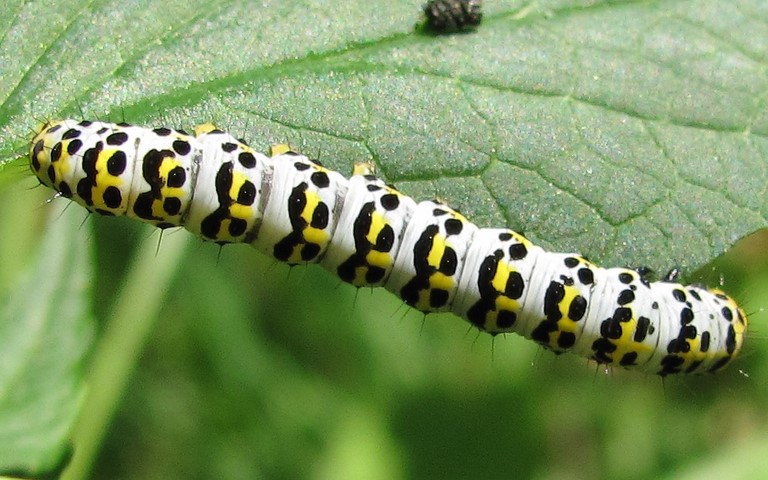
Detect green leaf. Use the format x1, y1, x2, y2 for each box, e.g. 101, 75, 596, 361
2, 0, 765, 273
0, 203, 93, 477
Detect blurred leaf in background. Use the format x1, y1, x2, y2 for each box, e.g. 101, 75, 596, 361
1, 0, 768, 479
0, 203, 93, 476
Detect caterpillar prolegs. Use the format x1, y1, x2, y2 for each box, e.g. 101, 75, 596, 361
29, 119, 748, 376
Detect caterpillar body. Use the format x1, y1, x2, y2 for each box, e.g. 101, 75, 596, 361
30, 119, 747, 376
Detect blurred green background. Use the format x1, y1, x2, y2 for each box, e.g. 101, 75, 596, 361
2, 165, 768, 480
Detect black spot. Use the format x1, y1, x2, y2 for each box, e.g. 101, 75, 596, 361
444, 218, 463, 235
229, 218, 247, 237
164, 197, 182, 216
725, 325, 737, 354
239, 152, 257, 168
620, 352, 638, 366
617, 289, 635, 306
106, 132, 129, 145
613, 307, 632, 323
173, 140, 191, 155
336, 260, 357, 284
222, 142, 238, 153
680, 308, 694, 324
659, 354, 684, 376
62, 128, 82, 139
200, 209, 227, 241
558, 331, 576, 349
153, 127, 172, 136
273, 236, 297, 262
466, 302, 489, 328
618, 272, 634, 284
102, 186, 123, 209
688, 289, 702, 301
438, 246, 458, 276
67, 139, 83, 155
366, 266, 387, 284
58, 182, 72, 198
476, 253, 500, 297
351, 202, 375, 248
311, 171, 330, 188
400, 283, 422, 308
599, 316, 623, 340
564, 257, 579, 268
107, 151, 127, 176
412, 225, 439, 272
82, 146, 99, 172
672, 289, 686, 302
31, 144, 43, 172
531, 319, 557, 345
380, 193, 400, 211
302, 241, 323, 262
51, 142, 62, 162
543, 282, 565, 321
634, 317, 651, 342
167, 166, 186, 188
430, 289, 449, 308
506, 272, 524, 299
75, 178, 91, 202
286, 184, 308, 227
700, 331, 711, 352
238, 181, 257, 205
376, 225, 395, 251
577, 268, 594, 285
497, 310, 517, 329
508, 242, 527, 260
568, 296, 587, 321
311, 202, 330, 229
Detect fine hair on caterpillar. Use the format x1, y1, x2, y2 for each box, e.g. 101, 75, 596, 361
29, 119, 748, 377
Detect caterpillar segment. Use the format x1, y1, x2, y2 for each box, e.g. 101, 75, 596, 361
30, 119, 748, 376
321, 169, 418, 287
384, 202, 477, 312
185, 124, 268, 244
453, 228, 535, 333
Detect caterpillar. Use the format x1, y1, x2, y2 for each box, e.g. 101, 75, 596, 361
29, 119, 747, 376
423, 0, 483, 32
